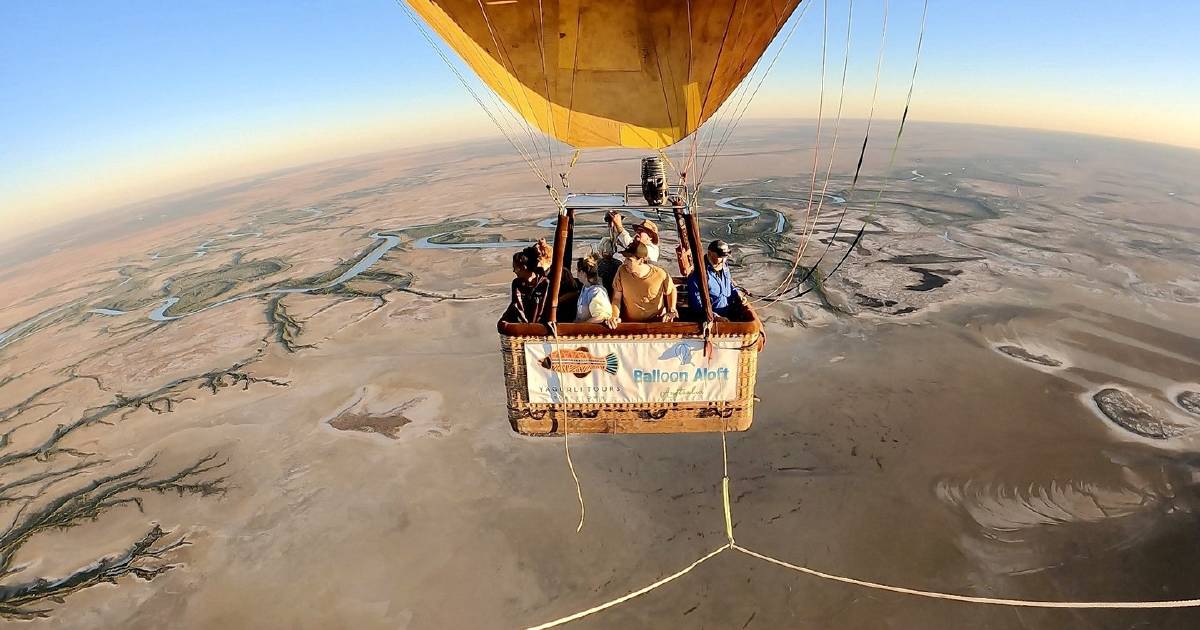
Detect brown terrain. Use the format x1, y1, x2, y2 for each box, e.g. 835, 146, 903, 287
1, 121, 1199, 628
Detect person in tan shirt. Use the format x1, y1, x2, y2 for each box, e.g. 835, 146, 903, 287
606, 242, 678, 328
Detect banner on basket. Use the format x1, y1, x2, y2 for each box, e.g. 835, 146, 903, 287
524, 338, 740, 404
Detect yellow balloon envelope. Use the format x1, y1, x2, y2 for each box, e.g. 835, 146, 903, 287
408, 0, 803, 149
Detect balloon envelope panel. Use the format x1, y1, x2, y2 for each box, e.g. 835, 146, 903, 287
408, 0, 802, 149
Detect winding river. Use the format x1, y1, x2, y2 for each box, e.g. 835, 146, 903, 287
147, 233, 403, 321
413, 219, 535, 250
96, 219, 538, 324
9, 181, 848, 334
714, 193, 846, 235
0, 306, 70, 350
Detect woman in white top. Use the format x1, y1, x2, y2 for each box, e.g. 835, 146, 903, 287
574, 254, 613, 323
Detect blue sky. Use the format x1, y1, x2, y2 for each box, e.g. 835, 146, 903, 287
2, 1, 1198, 235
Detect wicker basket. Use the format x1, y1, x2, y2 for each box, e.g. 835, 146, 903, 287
501, 332, 759, 435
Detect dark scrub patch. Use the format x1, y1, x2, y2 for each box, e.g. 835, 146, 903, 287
1093, 388, 1185, 439
996, 345, 1063, 368
329, 412, 412, 439
1177, 391, 1200, 416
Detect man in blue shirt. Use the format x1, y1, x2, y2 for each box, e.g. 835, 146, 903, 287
686, 240, 741, 320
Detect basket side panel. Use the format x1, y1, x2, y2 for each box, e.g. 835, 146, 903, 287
502, 333, 760, 436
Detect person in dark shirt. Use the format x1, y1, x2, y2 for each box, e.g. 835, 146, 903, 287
532, 237, 578, 320
686, 240, 741, 320
504, 248, 550, 323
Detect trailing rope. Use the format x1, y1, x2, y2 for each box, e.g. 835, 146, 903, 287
524, 544, 730, 630
562, 422, 585, 533
731, 545, 1200, 609
536, 316, 1200, 625
720, 419, 734, 544
403, 0, 1200, 624
536, 403, 1200, 630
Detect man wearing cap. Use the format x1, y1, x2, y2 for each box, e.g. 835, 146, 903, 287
686, 240, 742, 321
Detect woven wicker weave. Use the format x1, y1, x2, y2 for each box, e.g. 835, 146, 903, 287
501, 333, 759, 435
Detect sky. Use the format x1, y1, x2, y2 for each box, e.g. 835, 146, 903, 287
2, 1, 1198, 239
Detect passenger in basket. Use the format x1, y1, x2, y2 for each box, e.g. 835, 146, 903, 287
686, 239, 742, 321
533, 237, 578, 320
503, 248, 549, 323
606, 242, 678, 328
629, 218, 661, 263
533, 238, 578, 294
598, 211, 661, 264
574, 254, 613, 323
596, 210, 628, 293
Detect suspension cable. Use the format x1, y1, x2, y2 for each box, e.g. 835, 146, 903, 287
473, 0, 556, 180
744, 0, 830, 304
397, 0, 551, 190
751, 0, 855, 304
776, 0, 928, 301
534, 0, 559, 183
693, 0, 755, 185
780, 0, 889, 299
693, 0, 812, 193
688, 0, 813, 222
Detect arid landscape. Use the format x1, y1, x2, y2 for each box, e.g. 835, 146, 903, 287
1, 121, 1199, 628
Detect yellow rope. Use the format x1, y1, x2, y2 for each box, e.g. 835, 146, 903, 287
538, 403, 1200, 628
722, 476, 733, 544
563, 425, 584, 533
524, 544, 730, 630
731, 545, 1200, 609
720, 421, 733, 544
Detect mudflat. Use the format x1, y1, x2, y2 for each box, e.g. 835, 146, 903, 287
1, 122, 1199, 628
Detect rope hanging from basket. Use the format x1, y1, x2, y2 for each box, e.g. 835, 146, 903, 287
530, 372, 1200, 630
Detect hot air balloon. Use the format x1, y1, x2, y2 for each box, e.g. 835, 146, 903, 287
405, 0, 791, 435
407, 0, 802, 148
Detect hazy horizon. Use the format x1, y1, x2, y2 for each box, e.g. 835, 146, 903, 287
3, 1, 1199, 241
5, 118, 1199, 265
